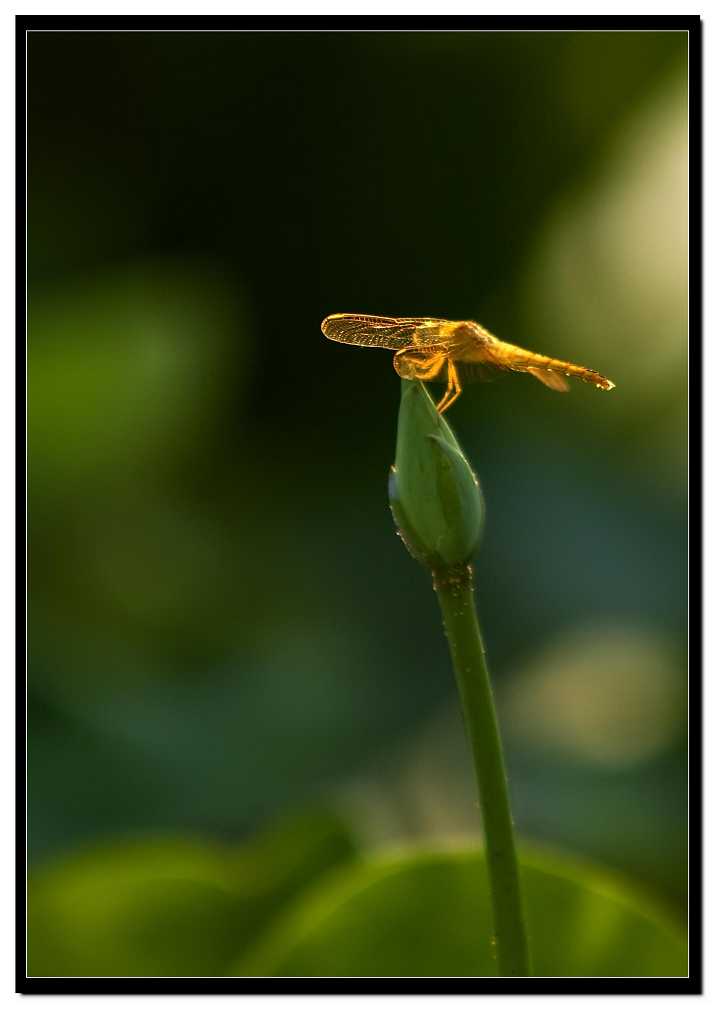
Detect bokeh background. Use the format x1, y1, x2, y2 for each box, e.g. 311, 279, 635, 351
28, 26, 688, 950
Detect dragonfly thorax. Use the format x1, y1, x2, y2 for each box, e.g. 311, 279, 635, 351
448, 321, 491, 359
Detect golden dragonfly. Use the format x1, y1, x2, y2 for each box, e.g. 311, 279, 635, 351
321, 313, 615, 414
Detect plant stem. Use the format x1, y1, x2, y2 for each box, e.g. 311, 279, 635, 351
434, 563, 531, 977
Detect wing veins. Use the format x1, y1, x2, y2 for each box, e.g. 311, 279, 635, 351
321, 313, 455, 350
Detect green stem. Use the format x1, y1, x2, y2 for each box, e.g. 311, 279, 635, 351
434, 563, 531, 977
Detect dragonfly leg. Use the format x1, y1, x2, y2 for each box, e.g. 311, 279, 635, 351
393, 346, 447, 382
436, 360, 462, 414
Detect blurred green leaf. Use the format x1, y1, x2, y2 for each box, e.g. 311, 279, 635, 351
233, 847, 687, 978
29, 262, 248, 494
28, 809, 358, 978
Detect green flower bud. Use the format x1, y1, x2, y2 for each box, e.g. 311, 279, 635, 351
388, 379, 485, 570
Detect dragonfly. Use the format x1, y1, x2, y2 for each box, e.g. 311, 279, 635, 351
321, 313, 615, 414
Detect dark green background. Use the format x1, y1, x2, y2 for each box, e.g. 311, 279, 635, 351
28, 29, 688, 925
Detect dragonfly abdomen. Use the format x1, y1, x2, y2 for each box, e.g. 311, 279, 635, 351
532, 355, 615, 391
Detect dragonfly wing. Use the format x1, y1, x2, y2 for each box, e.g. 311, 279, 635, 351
321, 313, 454, 350
527, 366, 571, 392
452, 361, 495, 384
457, 357, 568, 389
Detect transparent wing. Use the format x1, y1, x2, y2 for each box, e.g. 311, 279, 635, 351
321, 313, 456, 351
526, 366, 571, 392
457, 356, 568, 388
456, 361, 501, 384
